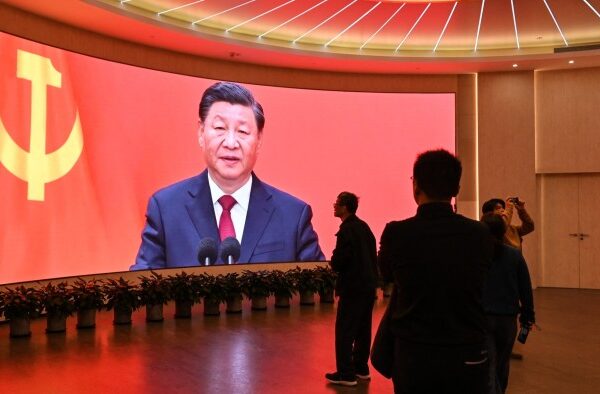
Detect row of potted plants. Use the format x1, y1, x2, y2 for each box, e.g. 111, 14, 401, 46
0, 267, 337, 338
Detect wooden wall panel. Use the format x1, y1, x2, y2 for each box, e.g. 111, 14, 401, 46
536, 67, 600, 173
477, 71, 539, 286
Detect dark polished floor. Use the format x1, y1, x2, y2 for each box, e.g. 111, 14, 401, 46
1, 288, 599, 393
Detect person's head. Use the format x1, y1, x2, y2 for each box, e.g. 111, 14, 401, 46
482, 198, 506, 215
198, 82, 265, 193
481, 212, 507, 242
334, 192, 359, 220
412, 149, 462, 204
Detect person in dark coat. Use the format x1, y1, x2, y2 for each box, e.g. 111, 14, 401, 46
480, 213, 535, 394
378, 149, 494, 394
326, 192, 378, 387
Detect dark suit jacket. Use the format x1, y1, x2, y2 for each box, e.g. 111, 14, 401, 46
131, 170, 325, 269
378, 202, 493, 346
330, 214, 378, 297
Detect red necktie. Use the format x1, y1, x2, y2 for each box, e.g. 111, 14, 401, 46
218, 195, 237, 241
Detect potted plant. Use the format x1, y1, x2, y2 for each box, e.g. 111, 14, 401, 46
168, 272, 200, 318
314, 266, 337, 304
71, 278, 105, 329
139, 271, 170, 322
292, 267, 322, 305
198, 274, 227, 316
0, 285, 42, 337
39, 282, 74, 333
268, 270, 296, 308
240, 270, 272, 310
221, 272, 243, 313
103, 277, 141, 325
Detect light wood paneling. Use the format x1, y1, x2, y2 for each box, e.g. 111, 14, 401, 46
536, 67, 600, 173
477, 71, 539, 285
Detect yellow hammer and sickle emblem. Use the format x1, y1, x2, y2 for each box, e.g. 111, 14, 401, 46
0, 49, 83, 201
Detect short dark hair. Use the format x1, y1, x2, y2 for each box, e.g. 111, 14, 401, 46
482, 198, 505, 214
337, 192, 359, 214
481, 212, 506, 242
413, 149, 462, 200
199, 81, 265, 132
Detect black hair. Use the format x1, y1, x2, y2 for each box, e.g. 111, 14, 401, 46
480, 212, 507, 242
199, 82, 265, 131
337, 192, 359, 214
413, 149, 462, 200
482, 198, 505, 214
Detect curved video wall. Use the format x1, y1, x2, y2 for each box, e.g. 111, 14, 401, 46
0, 31, 454, 284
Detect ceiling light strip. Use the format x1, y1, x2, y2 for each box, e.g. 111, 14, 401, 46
360, 3, 405, 50
325, 2, 381, 47
395, 3, 431, 52
293, 0, 359, 44
192, 0, 256, 25
582, 0, 600, 19
543, 0, 568, 46
259, 0, 329, 38
433, 1, 457, 52
227, 0, 296, 32
474, 0, 485, 51
510, 0, 520, 49
157, 0, 206, 16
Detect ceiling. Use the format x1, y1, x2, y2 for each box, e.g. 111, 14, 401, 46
4, 0, 600, 73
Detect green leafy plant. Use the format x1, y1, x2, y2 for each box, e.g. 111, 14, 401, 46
198, 274, 228, 304
0, 285, 42, 319
268, 270, 297, 298
103, 277, 141, 311
71, 278, 105, 311
313, 266, 337, 294
40, 282, 75, 317
291, 266, 322, 293
139, 271, 171, 306
221, 272, 243, 299
167, 271, 201, 304
240, 270, 272, 299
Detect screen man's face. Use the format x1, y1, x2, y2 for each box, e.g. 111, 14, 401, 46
199, 101, 262, 192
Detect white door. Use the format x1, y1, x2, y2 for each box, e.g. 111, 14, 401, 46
540, 175, 580, 288
579, 175, 600, 289
540, 174, 600, 289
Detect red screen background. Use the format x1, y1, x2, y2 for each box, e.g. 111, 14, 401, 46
0, 32, 454, 284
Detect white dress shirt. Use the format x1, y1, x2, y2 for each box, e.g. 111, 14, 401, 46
207, 173, 252, 243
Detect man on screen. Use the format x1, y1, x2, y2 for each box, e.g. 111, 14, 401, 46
131, 82, 324, 270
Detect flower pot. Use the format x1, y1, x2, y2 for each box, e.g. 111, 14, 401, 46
274, 294, 290, 308
76, 308, 96, 329
175, 300, 192, 319
300, 290, 315, 305
251, 296, 268, 310
9, 317, 31, 337
383, 283, 394, 298
319, 289, 335, 304
146, 304, 164, 322
226, 295, 243, 314
46, 312, 67, 333
113, 307, 133, 325
203, 298, 220, 316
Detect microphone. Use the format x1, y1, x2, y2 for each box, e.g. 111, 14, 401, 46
220, 237, 241, 265
197, 237, 218, 266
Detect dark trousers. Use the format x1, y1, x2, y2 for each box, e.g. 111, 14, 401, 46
335, 292, 376, 377
391, 340, 489, 394
486, 315, 518, 394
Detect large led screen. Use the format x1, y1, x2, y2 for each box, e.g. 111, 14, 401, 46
0, 31, 455, 284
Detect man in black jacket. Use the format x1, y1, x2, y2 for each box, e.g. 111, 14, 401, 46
326, 192, 378, 387
378, 149, 494, 394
